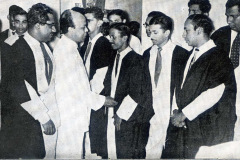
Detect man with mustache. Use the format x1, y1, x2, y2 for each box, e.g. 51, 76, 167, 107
0, 3, 59, 158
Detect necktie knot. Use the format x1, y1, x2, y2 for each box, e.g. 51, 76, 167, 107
19, 35, 24, 39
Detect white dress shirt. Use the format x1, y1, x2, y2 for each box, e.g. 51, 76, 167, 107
172, 40, 225, 121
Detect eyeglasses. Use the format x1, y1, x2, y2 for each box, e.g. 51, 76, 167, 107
42, 22, 55, 28
143, 23, 149, 28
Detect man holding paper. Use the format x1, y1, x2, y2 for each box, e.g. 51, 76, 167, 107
100, 23, 153, 159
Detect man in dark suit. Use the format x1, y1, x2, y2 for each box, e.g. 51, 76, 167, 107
211, 0, 240, 141
0, 3, 59, 158
83, 7, 116, 157
142, 14, 189, 159
0, 5, 20, 45
99, 23, 153, 159
162, 14, 236, 159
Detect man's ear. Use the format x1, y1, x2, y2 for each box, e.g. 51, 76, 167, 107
123, 35, 128, 42
35, 23, 41, 29
164, 30, 170, 38
97, 20, 103, 27
123, 19, 126, 23
7, 15, 10, 20
196, 27, 203, 35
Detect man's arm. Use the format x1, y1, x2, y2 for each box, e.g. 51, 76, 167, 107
172, 84, 225, 126
21, 80, 55, 135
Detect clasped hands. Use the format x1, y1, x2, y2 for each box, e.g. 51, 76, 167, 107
171, 109, 187, 128
104, 97, 122, 130
104, 96, 118, 107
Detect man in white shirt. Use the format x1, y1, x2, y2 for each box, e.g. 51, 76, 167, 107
142, 14, 189, 159
162, 14, 236, 159
107, 9, 142, 54
53, 9, 117, 159
211, 0, 240, 141
0, 3, 59, 158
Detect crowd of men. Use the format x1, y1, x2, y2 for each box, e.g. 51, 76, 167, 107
0, 0, 240, 159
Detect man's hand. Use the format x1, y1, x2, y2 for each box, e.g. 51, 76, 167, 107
113, 114, 122, 131
42, 119, 56, 135
104, 96, 118, 107
171, 109, 187, 128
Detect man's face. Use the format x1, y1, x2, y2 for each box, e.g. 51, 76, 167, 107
226, 5, 240, 32
14, 14, 28, 36
182, 19, 198, 47
108, 14, 123, 25
109, 28, 125, 51
85, 13, 100, 35
149, 24, 168, 47
144, 16, 152, 37
39, 13, 56, 42
71, 12, 88, 43
189, 4, 202, 15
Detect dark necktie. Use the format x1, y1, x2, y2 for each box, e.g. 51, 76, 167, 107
230, 33, 240, 69
188, 48, 199, 72
154, 47, 162, 86
40, 42, 53, 85
115, 53, 120, 77
84, 42, 92, 64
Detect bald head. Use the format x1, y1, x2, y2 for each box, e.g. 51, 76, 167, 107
60, 9, 88, 43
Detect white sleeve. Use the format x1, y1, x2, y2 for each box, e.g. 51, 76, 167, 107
21, 80, 50, 124
182, 84, 225, 121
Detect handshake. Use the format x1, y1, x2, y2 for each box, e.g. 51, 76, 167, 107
104, 96, 118, 107
171, 109, 187, 128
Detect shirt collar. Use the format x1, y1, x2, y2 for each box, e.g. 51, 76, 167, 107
194, 39, 216, 60
117, 46, 132, 58
90, 33, 103, 44
24, 32, 41, 46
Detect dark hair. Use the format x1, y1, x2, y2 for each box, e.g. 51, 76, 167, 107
110, 23, 130, 43
100, 22, 110, 36
128, 21, 140, 37
85, 7, 104, 20
71, 7, 85, 15
226, 0, 240, 12
187, 14, 214, 37
9, 5, 23, 16
107, 9, 129, 23
13, 7, 27, 18
149, 15, 174, 38
60, 9, 75, 34
147, 11, 166, 18
188, 0, 211, 14
28, 3, 54, 29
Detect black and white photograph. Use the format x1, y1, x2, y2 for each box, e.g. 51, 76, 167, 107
0, 0, 240, 159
